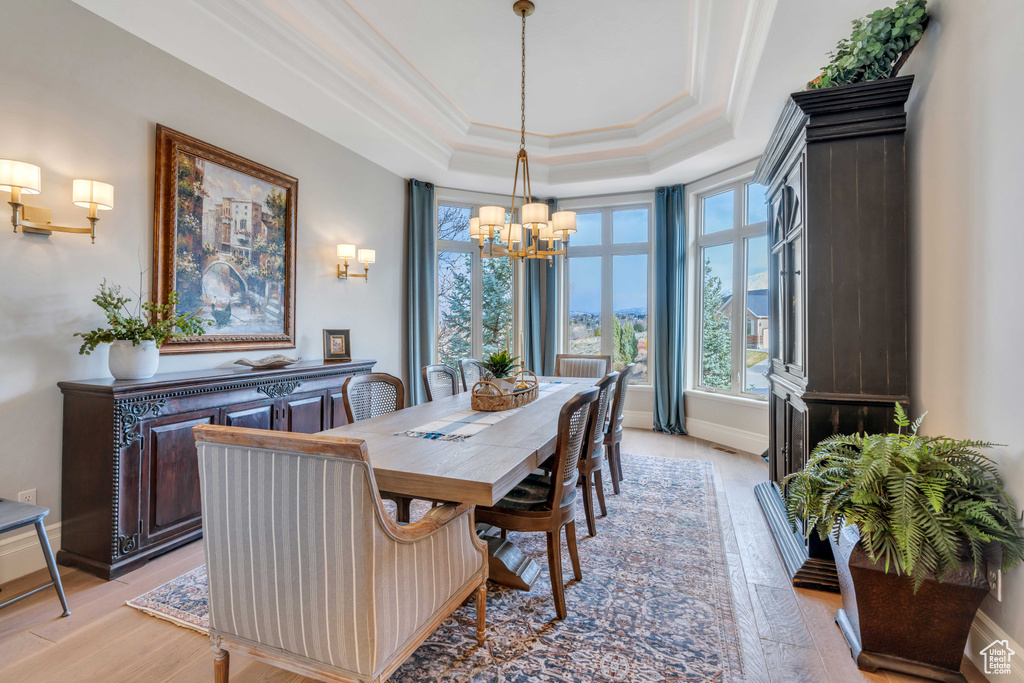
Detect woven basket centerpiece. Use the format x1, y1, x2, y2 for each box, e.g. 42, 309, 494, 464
471, 370, 539, 412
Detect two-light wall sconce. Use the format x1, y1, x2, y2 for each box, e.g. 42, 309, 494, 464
336, 244, 375, 281
1, 159, 114, 244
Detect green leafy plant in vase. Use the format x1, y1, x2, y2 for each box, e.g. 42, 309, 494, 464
784, 403, 1024, 679
808, 0, 928, 90
75, 280, 209, 380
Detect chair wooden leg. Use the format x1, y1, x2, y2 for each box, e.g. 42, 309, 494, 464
396, 497, 411, 523
594, 470, 607, 517
565, 520, 582, 582
546, 531, 567, 620
581, 476, 597, 537
614, 442, 625, 485
475, 582, 487, 645
213, 645, 229, 683
607, 444, 621, 495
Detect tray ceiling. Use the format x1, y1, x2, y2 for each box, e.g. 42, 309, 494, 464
70, 0, 884, 195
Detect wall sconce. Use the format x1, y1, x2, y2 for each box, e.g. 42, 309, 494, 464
1, 159, 113, 244
337, 244, 375, 281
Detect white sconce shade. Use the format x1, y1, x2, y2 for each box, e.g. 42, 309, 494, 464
72, 179, 114, 210
552, 210, 577, 235
0, 159, 42, 194
521, 202, 549, 229
357, 248, 376, 264
479, 205, 505, 228
337, 243, 356, 260
469, 216, 482, 239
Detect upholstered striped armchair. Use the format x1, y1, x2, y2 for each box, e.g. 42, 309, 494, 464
193, 425, 488, 683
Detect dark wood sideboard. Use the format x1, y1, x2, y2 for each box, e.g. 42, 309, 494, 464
56, 359, 375, 579
752, 76, 913, 592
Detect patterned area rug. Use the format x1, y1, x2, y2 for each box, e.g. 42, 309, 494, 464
128, 455, 744, 682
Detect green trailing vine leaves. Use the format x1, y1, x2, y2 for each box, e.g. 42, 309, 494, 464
808, 0, 928, 90
784, 404, 1024, 591
74, 280, 209, 355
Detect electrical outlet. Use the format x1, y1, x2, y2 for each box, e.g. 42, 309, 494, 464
987, 567, 1002, 602
17, 488, 37, 506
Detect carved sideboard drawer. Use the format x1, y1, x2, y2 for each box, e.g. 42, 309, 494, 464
57, 359, 375, 579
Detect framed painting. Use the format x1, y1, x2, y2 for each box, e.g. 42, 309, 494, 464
153, 125, 297, 354
323, 329, 352, 362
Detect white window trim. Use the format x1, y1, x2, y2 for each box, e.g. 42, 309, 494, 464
559, 192, 655, 385
434, 188, 522, 363
685, 159, 768, 401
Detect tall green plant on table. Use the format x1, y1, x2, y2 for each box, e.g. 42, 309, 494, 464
784, 403, 1024, 591
481, 350, 520, 380
808, 0, 928, 90
75, 280, 209, 354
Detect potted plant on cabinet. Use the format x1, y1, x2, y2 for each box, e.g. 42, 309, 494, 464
75, 280, 208, 380
785, 404, 1024, 682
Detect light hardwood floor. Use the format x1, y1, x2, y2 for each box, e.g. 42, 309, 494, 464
0, 428, 986, 682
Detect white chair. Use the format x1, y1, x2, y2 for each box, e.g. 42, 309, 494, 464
193, 425, 488, 683
554, 354, 612, 378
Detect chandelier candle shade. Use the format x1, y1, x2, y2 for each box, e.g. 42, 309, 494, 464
476, 0, 575, 264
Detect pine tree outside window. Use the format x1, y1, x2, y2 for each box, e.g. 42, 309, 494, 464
435, 193, 516, 368
694, 178, 769, 398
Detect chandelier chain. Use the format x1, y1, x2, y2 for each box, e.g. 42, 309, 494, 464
520, 9, 526, 151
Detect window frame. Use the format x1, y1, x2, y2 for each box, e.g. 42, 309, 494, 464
434, 188, 521, 365
690, 167, 769, 400
559, 192, 655, 386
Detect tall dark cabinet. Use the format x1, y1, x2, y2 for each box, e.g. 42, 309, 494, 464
752, 76, 913, 591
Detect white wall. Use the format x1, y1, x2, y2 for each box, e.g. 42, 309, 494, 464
0, 0, 406, 581
903, 0, 1024, 663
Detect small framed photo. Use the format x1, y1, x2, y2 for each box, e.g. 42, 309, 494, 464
323, 329, 351, 362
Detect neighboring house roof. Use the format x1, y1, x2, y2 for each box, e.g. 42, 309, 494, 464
720, 289, 769, 318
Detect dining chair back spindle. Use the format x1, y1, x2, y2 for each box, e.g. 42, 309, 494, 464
458, 358, 488, 392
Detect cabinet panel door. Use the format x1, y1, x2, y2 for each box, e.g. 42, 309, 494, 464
327, 389, 349, 429
770, 390, 788, 485
141, 409, 217, 546
223, 399, 276, 430
278, 391, 328, 434
787, 400, 808, 478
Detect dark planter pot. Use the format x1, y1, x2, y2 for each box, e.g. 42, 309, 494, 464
832, 524, 990, 683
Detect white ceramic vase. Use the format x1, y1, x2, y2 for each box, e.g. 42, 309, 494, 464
108, 340, 160, 380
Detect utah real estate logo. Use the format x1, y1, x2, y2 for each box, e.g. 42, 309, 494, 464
981, 639, 1015, 676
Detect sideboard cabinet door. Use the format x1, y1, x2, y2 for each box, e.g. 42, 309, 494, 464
223, 399, 277, 430
276, 390, 328, 434
140, 409, 217, 549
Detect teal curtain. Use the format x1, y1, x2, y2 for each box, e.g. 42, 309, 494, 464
653, 185, 687, 434
524, 197, 558, 375
406, 179, 435, 405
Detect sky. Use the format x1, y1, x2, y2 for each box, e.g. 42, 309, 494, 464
702, 184, 769, 296
198, 157, 279, 208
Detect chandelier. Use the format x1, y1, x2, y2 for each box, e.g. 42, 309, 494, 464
471, 0, 576, 263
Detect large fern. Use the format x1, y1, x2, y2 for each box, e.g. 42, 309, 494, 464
784, 404, 1024, 591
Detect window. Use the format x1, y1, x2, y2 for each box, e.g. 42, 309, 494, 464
435, 201, 515, 367
564, 201, 652, 384
695, 180, 769, 398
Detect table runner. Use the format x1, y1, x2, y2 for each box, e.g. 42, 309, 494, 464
398, 382, 565, 441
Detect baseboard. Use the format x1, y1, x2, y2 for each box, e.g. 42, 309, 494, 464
684, 417, 768, 455
0, 521, 61, 585
965, 608, 1024, 681
622, 410, 651, 430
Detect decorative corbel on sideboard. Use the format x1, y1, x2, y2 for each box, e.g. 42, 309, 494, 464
57, 359, 375, 579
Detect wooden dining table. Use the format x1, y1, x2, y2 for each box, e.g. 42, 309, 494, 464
318, 376, 594, 589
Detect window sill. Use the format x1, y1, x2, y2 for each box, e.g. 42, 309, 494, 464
685, 389, 768, 409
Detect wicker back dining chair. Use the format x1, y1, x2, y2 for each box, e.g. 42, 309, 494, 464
605, 363, 634, 494
458, 358, 488, 392
475, 386, 601, 620
421, 364, 460, 402
193, 425, 487, 683
577, 371, 618, 537
554, 354, 612, 379
341, 372, 412, 521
